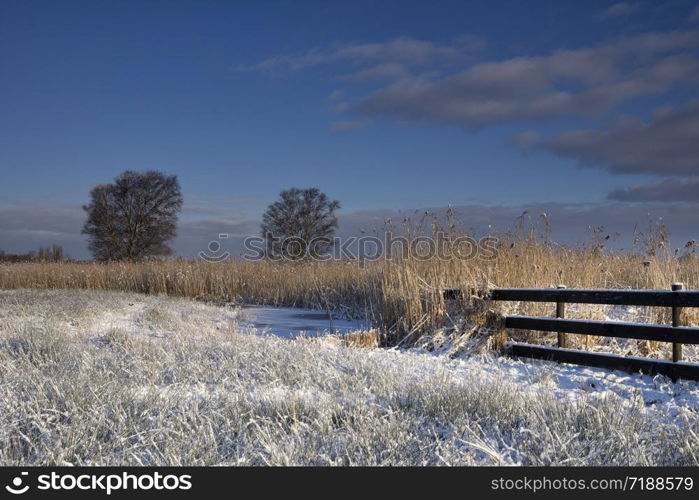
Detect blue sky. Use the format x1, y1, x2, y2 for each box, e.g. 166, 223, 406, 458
1, 0, 699, 258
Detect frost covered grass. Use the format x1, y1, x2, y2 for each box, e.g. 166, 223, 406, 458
1, 289, 698, 466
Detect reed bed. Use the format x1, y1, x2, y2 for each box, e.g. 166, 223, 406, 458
2, 241, 698, 349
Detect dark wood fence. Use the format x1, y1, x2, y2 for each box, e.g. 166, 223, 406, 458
487, 283, 699, 381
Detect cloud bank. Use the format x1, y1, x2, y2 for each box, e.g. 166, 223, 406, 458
542, 101, 699, 176
3, 199, 698, 260
245, 28, 699, 201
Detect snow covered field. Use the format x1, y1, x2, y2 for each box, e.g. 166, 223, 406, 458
0, 289, 697, 465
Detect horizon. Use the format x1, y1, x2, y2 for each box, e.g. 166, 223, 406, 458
2, 0, 699, 259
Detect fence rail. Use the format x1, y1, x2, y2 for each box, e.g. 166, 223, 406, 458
505, 316, 699, 344
484, 283, 699, 381
490, 287, 699, 307
506, 343, 699, 381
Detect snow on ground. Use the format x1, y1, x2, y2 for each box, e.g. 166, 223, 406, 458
415, 303, 699, 421
4, 290, 696, 425
445, 353, 698, 422
115, 298, 699, 421
234, 302, 699, 423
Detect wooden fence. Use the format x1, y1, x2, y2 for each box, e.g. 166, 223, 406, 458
487, 284, 699, 381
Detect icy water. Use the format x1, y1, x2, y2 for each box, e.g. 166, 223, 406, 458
238, 305, 370, 338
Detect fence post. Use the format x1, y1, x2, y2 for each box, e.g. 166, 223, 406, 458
556, 285, 567, 348
672, 282, 684, 362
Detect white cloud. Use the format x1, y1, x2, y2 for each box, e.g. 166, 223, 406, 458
243, 30, 699, 130
238, 36, 477, 73
600, 3, 638, 20
609, 177, 699, 201
354, 32, 699, 127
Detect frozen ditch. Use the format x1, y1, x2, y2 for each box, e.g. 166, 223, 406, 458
236, 305, 371, 338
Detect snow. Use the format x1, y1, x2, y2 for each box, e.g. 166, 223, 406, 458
424, 303, 699, 420
440, 353, 699, 421
4, 290, 696, 465
72, 292, 698, 423
231, 303, 699, 422
230, 302, 699, 420
604, 304, 653, 323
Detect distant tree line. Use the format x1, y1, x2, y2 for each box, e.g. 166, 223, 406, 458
0, 245, 67, 263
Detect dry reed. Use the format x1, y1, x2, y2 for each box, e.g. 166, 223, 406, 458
2, 241, 698, 348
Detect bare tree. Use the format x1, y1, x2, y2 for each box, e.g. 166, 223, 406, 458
261, 187, 340, 259
82, 171, 183, 261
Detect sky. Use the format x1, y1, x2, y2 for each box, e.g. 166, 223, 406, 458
1, 0, 699, 259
